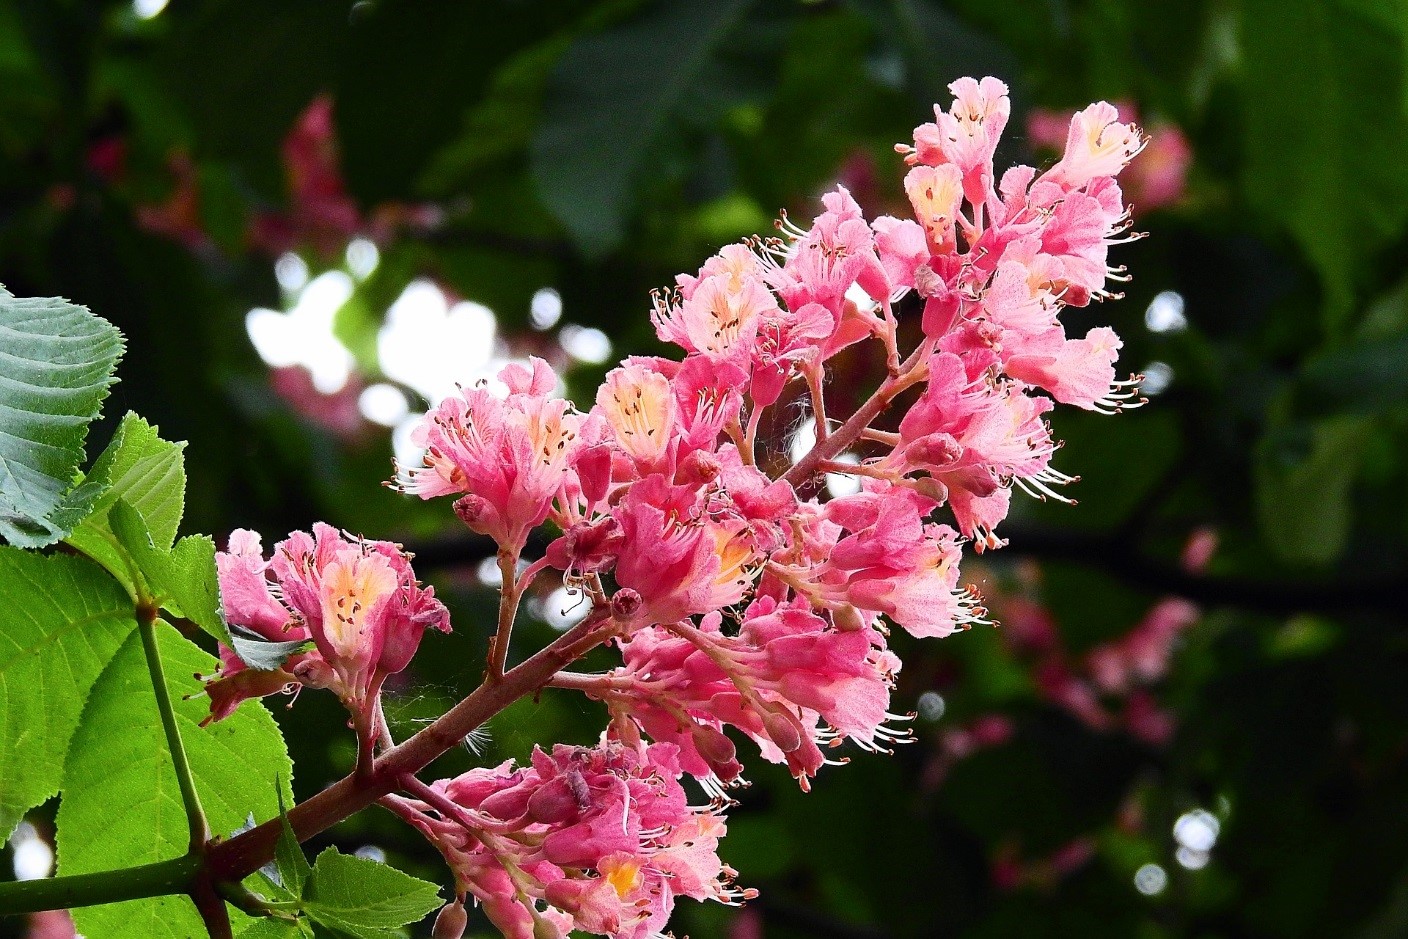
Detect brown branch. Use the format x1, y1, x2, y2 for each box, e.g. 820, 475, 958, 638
206, 610, 615, 884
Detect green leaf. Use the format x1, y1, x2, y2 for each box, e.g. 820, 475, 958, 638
275, 797, 313, 896
240, 920, 314, 939
530, 0, 756, 255
0, 548, 135, 838
1241, 0, 1408, 332
104, 499, 227, 643
0, 290, 124, 547
231, 626, 311, 673
57, 622, 294, 939
303, 849, 442, 934
1255, 415, 1375, 566
64, 413, 187, 585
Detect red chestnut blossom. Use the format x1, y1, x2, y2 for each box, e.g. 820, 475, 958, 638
203, 524, 449, 728
561, 596, 906, 791
1028, 100, 1190, 214
222, 77, 1154, 939
395, 357, 603, 553
386, 741, 752, 939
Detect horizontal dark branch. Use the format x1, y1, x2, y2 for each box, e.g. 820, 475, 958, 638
404, 527, 1405, 621
1000, 525, 1406, 620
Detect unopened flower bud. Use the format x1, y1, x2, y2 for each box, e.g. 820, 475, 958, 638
291, 655, 336, 690
831, 603, 868, 632
453, 493, 490, 529
532, 908, 567, 939
611, 588, 643, 621
432, 899, 468, 939
760, 705, 803, 753
676, 448, 721, 485
907, 432, 963, 469
692, 723, 737, 768
527, 778, 580, 824
575, 443, 614, 506
911, 476, 949, 502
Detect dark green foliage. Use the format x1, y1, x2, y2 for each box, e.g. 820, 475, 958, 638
2, 1, 1407, 937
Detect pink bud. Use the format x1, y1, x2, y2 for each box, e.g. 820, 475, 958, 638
911, 476, 949, 502
527, 778, 581, 824
908, 432, 963, 468
576, 443, 614, 506
453, 494, 490, 529
760, 705, 803, 753
432, 899, 468, 939
676, 448, 721, 485
533, 912, 567, 939
291, 656, 336, 690
692, 723, 737, 768
831, 603, 868, 632
611, 588, 643, 620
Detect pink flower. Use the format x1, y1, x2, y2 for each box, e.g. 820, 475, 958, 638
766, 187, 887, 319
1029, 101, 1190, 213
653, 265, 777, 366
396, 358, 598, 552
795, 483, 984, 637
595, 362, 677, 470
584, 598, 904, 790
610, 475, 759, 628
203, 524, 449, 722
1040, 101, 1147, 192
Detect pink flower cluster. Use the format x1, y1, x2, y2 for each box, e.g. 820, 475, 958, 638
204, 524, 449, 734
211, 77, 1150, 939
388, 741, 751, 939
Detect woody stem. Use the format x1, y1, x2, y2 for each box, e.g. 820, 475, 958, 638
487, 548, 524, 681
804, 360, 829, 444
783, 345, 929, 488
206, 608, 616, 885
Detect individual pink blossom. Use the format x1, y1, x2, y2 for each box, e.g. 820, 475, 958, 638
652, 264, 778, 366
1039, 101, 1147, 192
395, 357, 600, 552
203, 523, 449, 723
610, 475, 760, 628
1028, 101, 1190, 213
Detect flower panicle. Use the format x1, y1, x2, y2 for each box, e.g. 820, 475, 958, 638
213, 77, 1151, 939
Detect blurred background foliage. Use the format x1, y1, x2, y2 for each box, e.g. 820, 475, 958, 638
3, 0, 1408, 937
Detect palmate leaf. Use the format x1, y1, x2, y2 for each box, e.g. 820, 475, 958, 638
530, 0, 756, 255
56, 623, 294, 939
0, 548, 135, 838
0, 288, 124, 547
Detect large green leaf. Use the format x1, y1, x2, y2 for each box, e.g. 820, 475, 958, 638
64, 412, 187, 588
302, 849, 443, 936
530, 0, 756, 255
56, 623, 294, 939
0, 289, 124, 547
1241, 0, 1408, 332
0, 548, 135, 838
